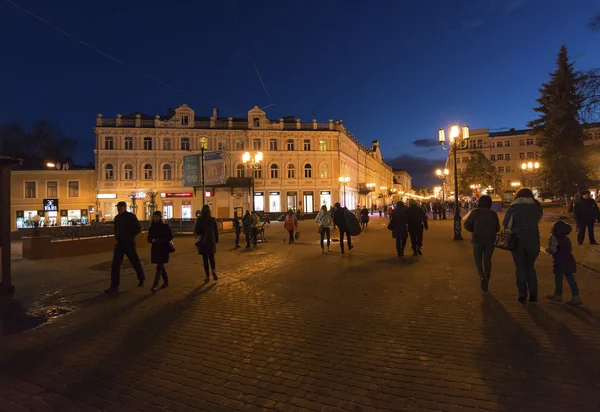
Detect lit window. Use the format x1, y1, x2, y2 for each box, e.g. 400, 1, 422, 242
304, 164, 312, 178
319, 164, 329, 178
287, 164, 296, 179
319, 139, 327, 151
162, 164, 172, 180
270, 164, 279, 179
104, 164, 114, 180
68, 181, 79, 197
144, 164, 153, 180
124, 164, 134, 180
104, 136, 114, 150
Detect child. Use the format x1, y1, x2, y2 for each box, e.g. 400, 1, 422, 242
545, 221, 582, 305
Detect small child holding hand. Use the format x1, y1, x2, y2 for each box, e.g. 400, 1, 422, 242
546, 221, 582, 305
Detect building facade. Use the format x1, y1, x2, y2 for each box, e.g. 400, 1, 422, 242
445, 123, 600, 200
10, 162, 96, 231
94, 105, 394, 219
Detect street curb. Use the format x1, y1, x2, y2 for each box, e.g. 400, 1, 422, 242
540, 247, 600, 274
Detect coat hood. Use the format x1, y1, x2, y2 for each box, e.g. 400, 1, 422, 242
511, 197, 538, 206
552, 220, 572, 237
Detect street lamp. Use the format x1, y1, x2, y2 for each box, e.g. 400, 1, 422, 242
339, 176, 350, 207
380, 186, 388, 207
521, 161, 540, 187
148, 188, 158, 218
435, 168, 449, 219
129, 191, 138, 216
366, 182, 376, 214
243, 152, 263, 211
439, 124, 470, 240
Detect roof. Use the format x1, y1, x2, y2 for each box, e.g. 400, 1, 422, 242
489, 128, 530, 137
11, 158, 93, 171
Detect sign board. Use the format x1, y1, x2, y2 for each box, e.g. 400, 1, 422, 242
43, 198, 59, 212
161, 192, 193, 198
183, 154, 201, 187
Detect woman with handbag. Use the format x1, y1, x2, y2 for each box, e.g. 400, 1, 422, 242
147, 211, 174, 292
503, 188, 543, 303
315, 205, 332, 253
284, 210, 298, 244
194, 205, 219, 284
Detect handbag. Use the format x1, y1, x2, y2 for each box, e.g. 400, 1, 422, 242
295, 231, 300, 240
495, 214, 517, 251
318, 225, 323, 234
194, 234, 207, 247
168, 240, 176, 253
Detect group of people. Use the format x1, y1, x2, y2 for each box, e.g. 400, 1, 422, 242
387, 199, 429, 257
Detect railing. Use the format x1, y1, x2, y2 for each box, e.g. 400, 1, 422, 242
283, 123, 297, 130
102, 119, 116, 126
317, 123, 330, 130
196, 121, 210, 128
214, 121, 228, 128
232, 122, 248, 129
141, 120, 154, 126
121, 119, 136, 126
301, 123, 313, 130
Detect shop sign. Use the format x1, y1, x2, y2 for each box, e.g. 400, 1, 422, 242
161, 192, 193, 198
321, 191, 331, 195
60, 210, 68, 217
43, 198, 59, 212
37, 210, 45, 217
97, 193, 117, 199
16, 211, 24, 218
205, 191, 214, 197
81, 209, 88, 216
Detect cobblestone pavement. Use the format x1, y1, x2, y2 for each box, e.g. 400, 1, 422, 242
1, 217, 600, 412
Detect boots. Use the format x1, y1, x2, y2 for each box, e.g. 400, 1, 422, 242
546, 294, 563, 302
566, 295, 583, 306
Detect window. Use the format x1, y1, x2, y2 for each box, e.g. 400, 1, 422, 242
218, 140, 227, 150
162, 164, 172, 180
287, 164, 296, 179
527, 152, 534, 159
319, 139, 327, 151
304, 164, 312, 178
506, 166, 511, 172
144, 137, 153, 150
125, 137, 133, 150
287, 139, 295, 151
254, 168, 263, 179
462, 157, 469, 163
519, 140, 525, 146
253, 139, 262, 150
163, 138, 171, 150
477, 139, 483, 149
526, 138, 534, 145
505, 153, 511, 160
236, 164, 245, 178
497, 166, 505, 173
104, 164, 114, 180
124, 164, 134, 180
303, 139, 311, 151
104, 136, 114, 150
491, 142, 495, 148
25, 181, 36, 198
535, 152, 540, 158
47, 181, 57, 197
199, 138, 208, 150
235, 140, 245, 151
505, 140, 510, 147
490, 155, 496, 161
253, 117, 260, 127
144, 164, 153, 180
497, 154, 504, 160
496, 141, 503, 148
270, 164, 279, 179
181, 137, 190, 151
456, 158, 461, 164
68, 181, 79, 197
269, 139, 278, 151
181, 115, 189, 126
319, 164, 329, 178
519, 152, 525, 159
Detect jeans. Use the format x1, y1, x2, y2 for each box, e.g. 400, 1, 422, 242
395, 237, 407, 255
235, 230, 240, 246
288, 230, 295, 243
152, 264, 168, 287
577, 221, 596, 244
554, 273, 580, 296
110, 242, 145, 288
252, 227, 258, 245
511, 244, 540, 298
472, 243, 495, 279
409, 228, 423, 251
201, 252, 216, 277
320, 227, 331, 249
339, 230, 352, 252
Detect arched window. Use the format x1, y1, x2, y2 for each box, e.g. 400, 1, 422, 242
144, 164, 153, 180
104, 164, 114, 180
236, 164, 245, 178
270, 164, 279, 179
124, 164, 134, 180
287, 164, 296, 179
162, 164, 172, 180
319, 163, 329, 179
304, 163, 312, 178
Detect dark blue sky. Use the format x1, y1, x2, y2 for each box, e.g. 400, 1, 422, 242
1, 0, 599, 185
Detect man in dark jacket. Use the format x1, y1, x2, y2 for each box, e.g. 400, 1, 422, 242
389, 202, 409, 257
573, 190, 599, 245
406, 199, 428, 256
106, 201, 146, 294
333, 202, 353, 254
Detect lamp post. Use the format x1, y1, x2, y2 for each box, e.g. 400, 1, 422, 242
148, 188, 158, 218
242, 151, 263, 211
129, 191, 138, 216
435, 168, 449, 219
439, 124, 470, 240
339, 176, 350, 207
366, 182, 376, 214
521, 161, 540, 188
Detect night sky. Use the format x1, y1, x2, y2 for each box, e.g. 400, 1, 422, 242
1, 0, 599, 186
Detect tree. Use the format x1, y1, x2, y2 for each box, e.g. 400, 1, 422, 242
0, 120, 77, 160
578, 68, 600, 122
527, 46, 588, 197
589, 13, 600, 31
458, 151, 502, 195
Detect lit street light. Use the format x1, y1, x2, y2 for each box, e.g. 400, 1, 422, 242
521, 161, 540, 187
242, 151, 263, 211
439, 124, 470, 240
366, 182, 376, 214
435, 168, 449, 219
339, 176, 350, 207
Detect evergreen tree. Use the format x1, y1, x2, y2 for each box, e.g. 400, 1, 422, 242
458, 151, 502, 195
527, 45, 588, 197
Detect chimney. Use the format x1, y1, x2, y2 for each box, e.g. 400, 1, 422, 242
213, 107, 219, 119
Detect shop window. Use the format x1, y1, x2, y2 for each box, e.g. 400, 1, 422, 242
24, 181, 36, 198
144, 164, 153, 180
287, 139, 295, 151
162, 164, 172, 180
124, 164, 134, 180
143, 137, 153, 150
287, 164, 296, 179
181, 137, 190, 151
124, 137, 133, 150
104, 136, 114, 150
319, 164, 329, 178
304, 164, 312, 178
236, 164, 245, 178
68, 181, 79, 197
105, 164, 114, 180
303, 139, 311, 151
270, 164, 279, 179
47, 181, 58, 197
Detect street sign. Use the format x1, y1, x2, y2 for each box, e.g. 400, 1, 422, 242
183, 154, 201, 186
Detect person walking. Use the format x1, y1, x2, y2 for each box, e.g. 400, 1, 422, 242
251, 211, 260, 247
105, 201, 146, 294
233, 211, 242, 248
389, 201, 409, 257
194, 205, 219, 284
330, 205, 337, 230
315, 205, 333, 253
545, 221, 582, 305
463, 195, 500, 292
284, 210, 298, 244
147, 211, 173, 292
333, 202, 353, 254
573, 190, 599, 245
503, 188, 543, 303
406, 199, 428, 256
360, 206, 370, 229
242, 210, 253, 248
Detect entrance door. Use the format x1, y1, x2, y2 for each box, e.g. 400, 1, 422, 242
163, 205, 173, 219
303, 194, 314, 213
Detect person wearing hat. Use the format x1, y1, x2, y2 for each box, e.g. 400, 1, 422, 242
573, 190, 599, 245
106, 201, 146, 294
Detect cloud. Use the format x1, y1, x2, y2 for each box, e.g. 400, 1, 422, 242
412, 138, 439, 148
502, 0, 525, 16
462, 20, 484, 30
385, 154, 447, 187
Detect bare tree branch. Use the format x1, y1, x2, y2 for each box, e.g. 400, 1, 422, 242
589, 13, 600, 31
577, 69, 600, 123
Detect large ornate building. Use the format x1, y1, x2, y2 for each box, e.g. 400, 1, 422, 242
94, 105, 394, 219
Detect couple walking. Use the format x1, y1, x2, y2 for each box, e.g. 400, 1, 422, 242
314, 203, 355, 254
388, 199, 428, 257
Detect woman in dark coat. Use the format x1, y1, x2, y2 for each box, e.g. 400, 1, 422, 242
147, 211, 174, 292
389, 202, 409, 257
194, 205, 219, 283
